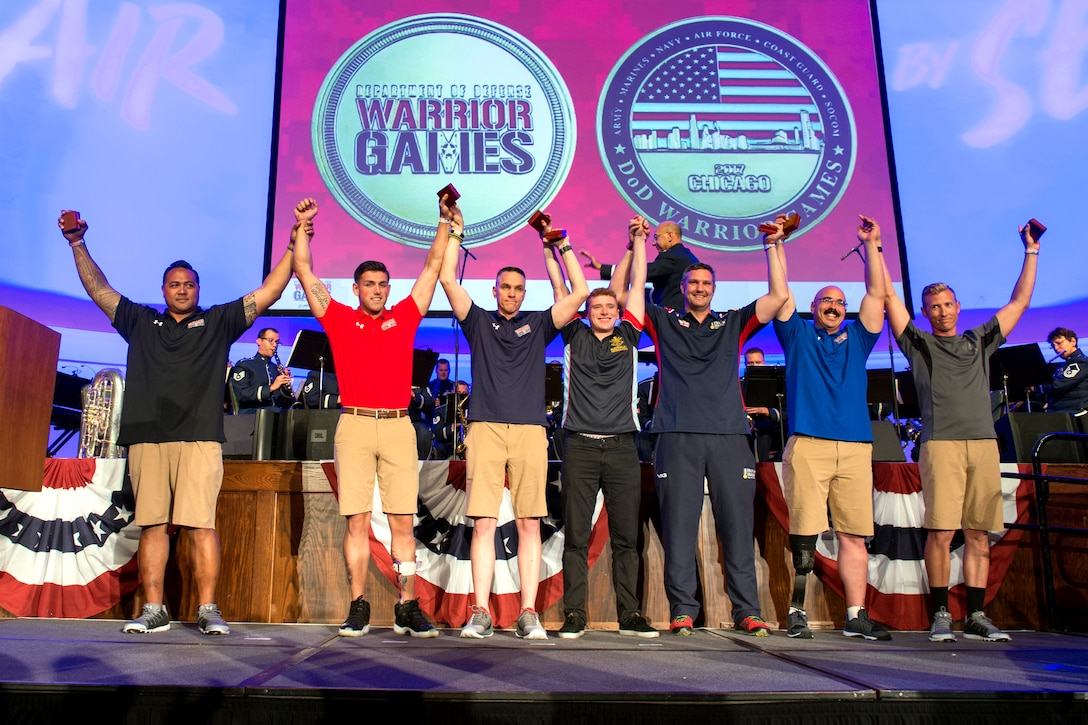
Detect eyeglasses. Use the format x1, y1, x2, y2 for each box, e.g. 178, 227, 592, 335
259, 338, 280, 345
817, 297, 847, 308
653, 232, 670, 240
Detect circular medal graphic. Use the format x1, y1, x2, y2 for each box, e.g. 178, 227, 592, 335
598, 17, 855, 251
313, 14, 576, 248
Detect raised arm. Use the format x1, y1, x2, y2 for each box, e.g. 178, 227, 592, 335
411, 194, 458, 314
439, 207, 473, 321
756, 217, 790, 323
995, 224, 1040, 337
625, 222, 648, 322
244, 207, 298, 325
551, 234, 591, 327
882, 252, 910, 337
855, 215, 887, 333
289, 198, 331, 319
59, 212, 122, 323
538, 213, 570, 303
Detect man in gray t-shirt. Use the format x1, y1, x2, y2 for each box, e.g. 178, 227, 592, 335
884, 225, 1040, 643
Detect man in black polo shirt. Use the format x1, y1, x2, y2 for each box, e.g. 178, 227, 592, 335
542, 214, 657, 638
59, 208, 297, 636
440, 221, 589, 640
644, 219, 789, 636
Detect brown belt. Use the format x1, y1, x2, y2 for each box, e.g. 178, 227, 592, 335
342, 407, 409, 419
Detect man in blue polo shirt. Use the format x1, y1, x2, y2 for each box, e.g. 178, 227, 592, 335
440, 220, 589, 640
773, 215, 889, 641
644, 217, 789, 636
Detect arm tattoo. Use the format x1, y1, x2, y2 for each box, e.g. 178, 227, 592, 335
309, 282, 331, 312
74, 252, 120, 323
243, 293, 258, 324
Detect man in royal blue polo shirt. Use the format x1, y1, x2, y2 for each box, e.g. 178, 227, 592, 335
644, 217, 789, 637
441, 220, 589, 640
773, 215, 889, 641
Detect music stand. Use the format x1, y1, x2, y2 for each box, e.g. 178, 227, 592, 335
287, 330, 335, 405
989, 343, 1050, 413
743, 365, 786, 444
412, 348, 439, 390
894, 371, 922, 420
866, 368, 898, 427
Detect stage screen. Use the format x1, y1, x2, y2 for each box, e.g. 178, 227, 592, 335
270, 0, 905, 313
2, 1, 280, 311
875, 0, 1085, 345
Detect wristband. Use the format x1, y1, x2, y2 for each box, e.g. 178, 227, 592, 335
439, 218, 452, 224
876, 245, 883, 252
287, 243, 295, 251
557, 244, 573, 255
1026, 249, 1039, 255
69, 239, 85, 248
763, 243, 776, 251
449, 230, 464, 242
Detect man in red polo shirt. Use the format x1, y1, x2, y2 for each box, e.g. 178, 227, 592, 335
292, 195, 458, 638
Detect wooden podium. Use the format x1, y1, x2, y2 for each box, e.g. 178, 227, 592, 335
0, 307, 60, 491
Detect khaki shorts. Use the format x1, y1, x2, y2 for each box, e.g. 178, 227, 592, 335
128, 441, 223, 529
334, 414, 419, 516
919, 439, 1003, 531
782, 436, 875, 536
465, 422, 548, 519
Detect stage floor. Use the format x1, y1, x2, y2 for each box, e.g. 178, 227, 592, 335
0, 619, 1086, 723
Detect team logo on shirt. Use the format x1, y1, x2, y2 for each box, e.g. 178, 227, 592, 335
597, 17, 855, 252
187, 319, 205, 328
835, 331, 848, 344
710, 320, 723, 330
382, 319, 397, 330
609, 337, 629, 353
1065, 363, 1080, 378
515, 324, 532, 337
313, 14, 575, 249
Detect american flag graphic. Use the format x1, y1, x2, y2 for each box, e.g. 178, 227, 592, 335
632, 46, 821, 149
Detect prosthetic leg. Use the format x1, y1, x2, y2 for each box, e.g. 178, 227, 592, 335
788, 534, 817, 638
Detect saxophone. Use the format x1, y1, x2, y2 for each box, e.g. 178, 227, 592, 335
78, 368, 126, 458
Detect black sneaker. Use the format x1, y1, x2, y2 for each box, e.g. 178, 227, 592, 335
843, 609, 891, 641
393, 599, 439, 638
963, 611, 1011, 642
787, 609, 813, 639
618, 612, 659, 638
558, 611, 586, 639
338, 596, 370, 637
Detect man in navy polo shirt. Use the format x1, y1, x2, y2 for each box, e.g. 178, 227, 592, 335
59, 207, 298, 637
773, 215, 889, 641
441, 219, 589, 640
644, 217, 789, 636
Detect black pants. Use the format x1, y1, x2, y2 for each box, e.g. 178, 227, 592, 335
561, 432, 642, 620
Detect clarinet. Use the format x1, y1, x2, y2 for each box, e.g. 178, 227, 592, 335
272, 350, 294, 403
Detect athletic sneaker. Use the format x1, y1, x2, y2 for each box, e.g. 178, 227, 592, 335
618, 612, 659, 638
393, 599, 439, 638
558, 612, 587, 639
787, 609, 813, 639
460, 605, 494, 638
670, 614, 694, 636
123, 604, 170, 634
929, 606, 956, 642
736, 615, 772, 637
843, 609, 891, 641
963, 611, 1012, 642
197, 603, 230, 635
515, 608, 548, 640
338, 596, 370, 637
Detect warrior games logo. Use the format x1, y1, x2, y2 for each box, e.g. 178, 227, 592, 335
598, 17, 855, 251
313, 14, 576, 248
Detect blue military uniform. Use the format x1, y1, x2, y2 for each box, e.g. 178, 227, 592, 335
231, 354, 295, 414
1043, 348, 1088, 415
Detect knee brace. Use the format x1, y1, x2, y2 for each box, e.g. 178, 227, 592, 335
393, 560, 417, 577
789, 535, 818, 575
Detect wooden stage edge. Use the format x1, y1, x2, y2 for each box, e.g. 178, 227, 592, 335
3, 460, 1086, 632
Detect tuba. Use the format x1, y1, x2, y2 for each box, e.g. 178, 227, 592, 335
78, 368, 126, 458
